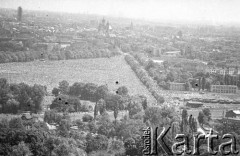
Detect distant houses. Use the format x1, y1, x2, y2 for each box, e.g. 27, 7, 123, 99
186, 101, 203, 108
211, 85, 237, 94
206, 66, 240, 76
163, 51, 181, 57
169, 82, 186, 91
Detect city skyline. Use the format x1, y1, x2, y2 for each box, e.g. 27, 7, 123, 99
0, 0, 240, 25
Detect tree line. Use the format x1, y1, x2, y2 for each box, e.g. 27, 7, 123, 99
0, 45, 121, 64
125, 54, 165, 104
0, 78, 47, 114
51, 80, 148, 116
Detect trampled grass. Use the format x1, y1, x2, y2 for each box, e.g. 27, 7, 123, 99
0, 55, 156, 104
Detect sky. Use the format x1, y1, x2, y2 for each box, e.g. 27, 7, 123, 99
1, 0, 240, 24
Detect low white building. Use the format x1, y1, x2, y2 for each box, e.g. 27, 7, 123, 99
164, 51, 181, 57
228, 67, 235, 75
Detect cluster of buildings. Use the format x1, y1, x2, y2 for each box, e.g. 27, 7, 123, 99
210, 85, 238, 94
206, 66, 240, 75
169, 82, 185, 91
98, 18, 112, 35
169, 82, 238, 94
0, 8, 121, 58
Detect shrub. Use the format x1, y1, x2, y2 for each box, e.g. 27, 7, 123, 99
80, 102, 93, 112
82, 114, 93, 122
132, 112, 144, 120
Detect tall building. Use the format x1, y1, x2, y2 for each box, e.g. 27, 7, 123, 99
17, 6, 22, 22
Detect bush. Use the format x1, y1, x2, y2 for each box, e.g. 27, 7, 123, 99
82, 114, 93, 122
132, 112, 144, 120
80, 102, 93, 112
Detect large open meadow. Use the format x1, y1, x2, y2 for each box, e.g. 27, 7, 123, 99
0, 55, 156, 104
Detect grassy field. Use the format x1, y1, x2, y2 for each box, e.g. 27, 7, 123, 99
0, 55, 156, 104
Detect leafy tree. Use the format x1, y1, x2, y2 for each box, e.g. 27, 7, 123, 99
198, 78, 202, 91
202, 77, 206, 90
54, 141, 73, 156
52, 87, 60, 97
144, 106, 177, 128
145, 60, 156, 71
9, 117, 24, 129
184, 81, 191, 91
86, 134, 109, 153
97, 112, 114, 137
44, 136, 55, 156
108, 138, 125, 155
68, 82, 85, 97
114, 104, 119, 121
31, 84, 45, 113
104, 93, 121, 110
98, 99, 106, 115
0, 118, 9, 128
182, 108, 188, 123
58, 80, 69, 94
124, 137, 137, 156
96, 85, 109, 100
116, 86, 128, 96
44, 110, 63, 124
82, 114, 93, 122
5, 99, 19, 114
10, 141, 32, 156
191, 117, 198, 132
142, 98, 147, 110
88, 121, 98, 133
82, 83, 98, 102
58, 119, 71, 137
128, 97, 143, 118
80, 101, 93, 112
0, 78, 10, 112
198, 111, 205, 126
94, 103, 98, 119
51, 95, 80, 112
202, 108, 211, 121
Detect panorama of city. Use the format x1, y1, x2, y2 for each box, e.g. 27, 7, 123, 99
1, 1, 240, 156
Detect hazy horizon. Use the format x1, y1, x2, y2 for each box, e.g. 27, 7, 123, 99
1, 0, 240, 25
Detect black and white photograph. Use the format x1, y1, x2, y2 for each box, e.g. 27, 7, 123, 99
0, 0, 240, 155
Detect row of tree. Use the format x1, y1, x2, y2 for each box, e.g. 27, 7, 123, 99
0, 45, 121, 64
133, 53, 196, 90
0, 51, 37, 63
51, 80, 147, 115
125, 54, 165, 104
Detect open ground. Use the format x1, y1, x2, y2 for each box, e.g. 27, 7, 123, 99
0, 55, 156, 104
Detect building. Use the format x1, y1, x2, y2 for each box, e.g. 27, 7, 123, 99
164, 51, 181, 57
210, 85, 237, 94
225, 110, 240, 118
169, 82, 185, 91
221, 118, 240, 124
17, 7, 22, 22
206, 67, 217, 74
228, 67, 235, 75
186, 101, 203, 108
237, 68, 240, 75
152, 59, 164, 65
218, 68, 226, 75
